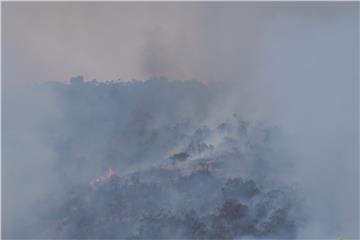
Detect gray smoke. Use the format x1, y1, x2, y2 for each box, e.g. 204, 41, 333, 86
2, 2, 358, 239
3, 78, 306, 239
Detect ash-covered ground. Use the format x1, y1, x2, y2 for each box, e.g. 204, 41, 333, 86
5, 78, 306, 239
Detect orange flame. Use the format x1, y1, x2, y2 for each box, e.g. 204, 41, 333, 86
91, 167, 116, 186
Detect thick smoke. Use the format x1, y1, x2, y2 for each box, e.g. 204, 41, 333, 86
2, 2, 358, 239
3, 78, 306, 239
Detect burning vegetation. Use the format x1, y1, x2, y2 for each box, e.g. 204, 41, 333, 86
91, 168, 116, 186
7, 78, 305, 239
41, 162, 301, 239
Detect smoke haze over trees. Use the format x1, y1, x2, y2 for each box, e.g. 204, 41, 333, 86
2, 2, 358, 239
3, 78, 306, 239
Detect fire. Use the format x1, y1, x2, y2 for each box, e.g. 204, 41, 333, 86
91, 167, 116, 186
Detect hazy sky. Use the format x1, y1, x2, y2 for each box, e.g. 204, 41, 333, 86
2, 2, 356, 83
